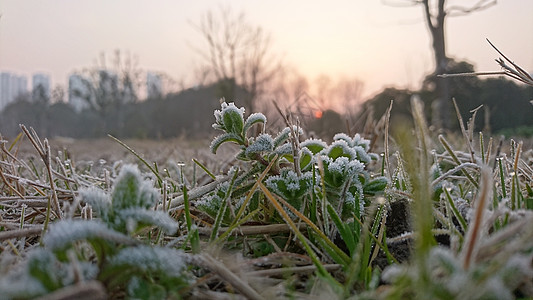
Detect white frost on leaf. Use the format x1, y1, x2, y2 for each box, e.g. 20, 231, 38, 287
246, 134, 274, 155
80, 186, 111, 221
110, 245, 189, 278
117, 208, 179, 235
43, 220, 133, 251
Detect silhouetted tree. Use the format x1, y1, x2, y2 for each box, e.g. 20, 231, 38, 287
384, 0, 496, 129
192, 6, 282, 113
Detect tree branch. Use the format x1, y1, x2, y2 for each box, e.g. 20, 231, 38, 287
447, 0, 497, 17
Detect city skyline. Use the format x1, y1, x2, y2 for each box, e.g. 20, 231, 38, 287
0, 69, 165, 112
0, 1, 532, 102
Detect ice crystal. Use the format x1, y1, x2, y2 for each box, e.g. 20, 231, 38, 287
352, 145, 372, 164
245, 134, 274, 155
326, 156, 364, 179
243, 112, 267, 133
332, 133, 371, 151
265, 169, 313, 206
275, 143, 293, 156
324, 140, 358, 161
273, 126, 305, 148
301, 138, 327, 154
352, 133, 371, 150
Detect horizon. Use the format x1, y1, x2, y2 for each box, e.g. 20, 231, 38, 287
1, 0, 532, 104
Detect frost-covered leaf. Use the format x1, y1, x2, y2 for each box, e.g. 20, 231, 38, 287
221, 102, 245, 135
245, 134, 274, 155
353, 145, 372, 164
324, 140, 357, 161
273, 126, 305, 148
301, 138, 327, 154
210, 132, 244, 154
321, 156, 364, 188
117, 208, 178, 235
332, 133, 353, 146
266, 169, 313, 209
109, 245, 189, 279
352, 133, 371, 151
275, 143, 293, 156
111, 164, 157, 211
43, 220, 135, 251
333, 133, 371, 151
243, 112, 266, 135
299, 147, 315, 171
27, 249, 63, 292
80, 186, 112, 222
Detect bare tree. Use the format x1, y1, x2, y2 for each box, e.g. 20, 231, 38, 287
384, 0, 496, 129
192, 6, 282, 113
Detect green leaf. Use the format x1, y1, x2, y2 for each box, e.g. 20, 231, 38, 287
111, 164, 142, 211
363, 176, 389, 196
243, 112, 266, 136
28, 250, 62, 292
222, 106, 245, 135
301, 139, 327, 154
327, 204, 356, 255
210, 133, 244, 154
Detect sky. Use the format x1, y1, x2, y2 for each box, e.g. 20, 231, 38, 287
0, 0, 532, 101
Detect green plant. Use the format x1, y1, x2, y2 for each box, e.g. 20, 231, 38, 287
0, 165, 191, 299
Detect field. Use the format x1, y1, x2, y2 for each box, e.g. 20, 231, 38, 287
2, 99, 533, 300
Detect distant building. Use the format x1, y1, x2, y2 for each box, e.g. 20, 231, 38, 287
32, 73, 51, 102
0, 72, 29, 111
68, 73, 91, 112
146, 72, 163, 99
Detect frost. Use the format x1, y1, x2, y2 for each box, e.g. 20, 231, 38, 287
210, 132, 243, 153
0, 246, 100, 299
43, 220, 132, 251
353, 145, 371, 164
352, 133, 371, 150
213, 102, 245, 127
80, 186, 111, 221
324, 140, 358, 161
273, 126, 305, 148
212, 102, 245, 135
265, 169, 313, 206
243, 112, 267, 133
246, 134, 274, 155
110, 245, 189, 278
299, 147, 315, 170
111, 164, 159, 211
117, 208, 178, 235
275, 143, 293, 155
333, 133, 371, 151
325, 156, 364, 179
332, 133, 352, 145
301, 138, 327, 154
0, 255, 47, 298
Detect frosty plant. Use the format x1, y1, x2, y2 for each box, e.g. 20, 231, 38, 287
209, 102, 388, 221
0, 164, 191, 299
205, 100, 390, 280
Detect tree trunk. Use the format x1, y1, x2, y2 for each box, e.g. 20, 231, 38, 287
423, 0, 451, 130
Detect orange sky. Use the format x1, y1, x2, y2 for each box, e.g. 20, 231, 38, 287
0, 0, 532, 100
